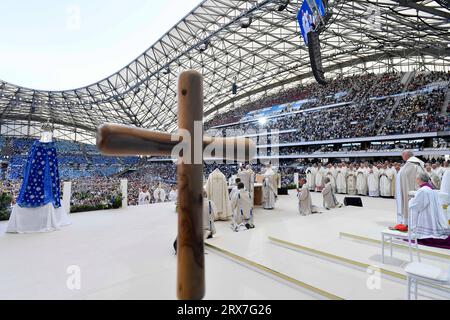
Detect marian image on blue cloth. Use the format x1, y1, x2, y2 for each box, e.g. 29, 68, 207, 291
17, 141, 62, 209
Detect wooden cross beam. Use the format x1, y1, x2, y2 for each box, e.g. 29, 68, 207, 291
96, 70, 256, 300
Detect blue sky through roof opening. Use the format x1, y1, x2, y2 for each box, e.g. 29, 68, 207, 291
0, 0, 201, 90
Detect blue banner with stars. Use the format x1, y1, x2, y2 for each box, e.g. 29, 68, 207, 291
17, 141, 62, 208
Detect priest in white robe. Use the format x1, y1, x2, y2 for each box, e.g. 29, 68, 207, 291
169, 186, 178, 202
238, 165, 255, 199
409, 173, 450, 240
441, 169, 450, 196
379, 164, 394, 198
336, 163, 347, 194
306, 166, 316, 191
356, 164, 368, 196
205, 168, 233, 221
389, 164, 398, 198
203, 194, 217, 239
322, 177, 343, 210
315, 163, 325, 192
229, 178, 241, 201
367, 165, 380, 197
396, 151, 425, 225
325, 164, 337, 193
231, 183, 255, 232
297, 179, 321, 216
434, 163, 445, 180
262, 166, 277, 210
429, 164, 442, 190
138, 186, 151, 205
310, 164, 318, 191
346, 164, 357, 195
153, 184, 167, 203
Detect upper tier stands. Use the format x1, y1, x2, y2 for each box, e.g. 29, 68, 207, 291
206, 71, 449, 129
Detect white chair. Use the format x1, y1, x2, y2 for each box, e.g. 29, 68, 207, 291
381, 208, 421, 263
405, 262, 450, 300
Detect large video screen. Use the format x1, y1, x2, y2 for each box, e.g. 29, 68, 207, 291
297, 0, 326, 46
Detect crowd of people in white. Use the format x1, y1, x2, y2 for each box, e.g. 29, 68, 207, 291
304, 159, 448, 199
297, 152, 450, 243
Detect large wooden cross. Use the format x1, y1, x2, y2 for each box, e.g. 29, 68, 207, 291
96, 70, 255, 300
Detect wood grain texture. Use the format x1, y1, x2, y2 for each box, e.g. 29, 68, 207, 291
97, 124, 256, 162
176, 70, 205, 300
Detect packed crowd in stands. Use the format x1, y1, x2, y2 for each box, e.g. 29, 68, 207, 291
276, 139, 448, 156
379, 89, 447, 135
223, 87, 447, 143
0, 136, 141, 181
123, 163, 177, 205
71, 178, 122, 210
206, 71, 419, 128
206, 71, 448, 132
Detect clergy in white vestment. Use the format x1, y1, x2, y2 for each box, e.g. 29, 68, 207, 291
138, 186, 151, 205
391, 163, 398, 198
315, 163, 325, 192
325, 164, 337, 193
346, 164, 357, 195
430, 164, 442, 190
238, 165, 255, 199
367, 165, 380, 197
203, 193, 217, 239
169, 186, 178, 202
297, 179, 321, 216
310, 164, 318, 191
230, 183, 255, 232
396, 151, 425, 225
409, 173, 450, 240
335, 163, 347, 194
434, 163, 445, 180
441, 169, 450, 197
153, 184, 167, 203
322, 178, 343, 210
229, 178, 241, 201
379, 164, 394, 198
205, 168, 233, 221
262, 166, 277, 210
356, 165, 368, 196
305, 166, 316, 191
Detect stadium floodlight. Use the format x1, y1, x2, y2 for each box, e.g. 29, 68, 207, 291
259, 117, 268, 125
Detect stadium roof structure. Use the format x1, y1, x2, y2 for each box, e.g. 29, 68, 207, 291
0, 0, 449, 141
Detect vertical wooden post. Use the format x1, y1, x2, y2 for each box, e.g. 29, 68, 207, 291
177, 70, 205, 300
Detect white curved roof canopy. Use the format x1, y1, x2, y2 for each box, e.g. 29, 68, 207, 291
0, 0, 448, 138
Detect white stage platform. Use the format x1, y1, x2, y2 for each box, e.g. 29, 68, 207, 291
0, 192, 448, 300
